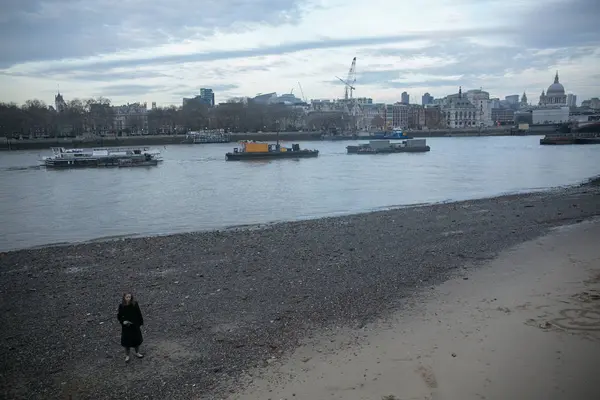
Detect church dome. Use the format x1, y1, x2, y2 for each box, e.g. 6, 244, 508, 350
546, 71, 565, 95
547, 83, 564, 94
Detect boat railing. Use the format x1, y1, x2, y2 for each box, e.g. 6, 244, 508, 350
91, 147, 150, 152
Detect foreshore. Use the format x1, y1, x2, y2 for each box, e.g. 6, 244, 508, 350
1, 180, 599, 399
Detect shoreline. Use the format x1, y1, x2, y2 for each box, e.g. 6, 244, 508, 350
0, 128, 541, 151
1, 181, 599, 399
2, 176, 598, 254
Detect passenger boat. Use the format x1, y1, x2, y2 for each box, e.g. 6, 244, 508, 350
347, 139, 430, 154
184, 130, 231, 144
42, 147, 162, 168
225, 140, 319, 161
357, 128, 413, 140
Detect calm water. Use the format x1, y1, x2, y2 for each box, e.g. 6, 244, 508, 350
1, 136, 599, 251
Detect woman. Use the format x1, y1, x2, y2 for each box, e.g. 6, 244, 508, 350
117, 293, 144, 363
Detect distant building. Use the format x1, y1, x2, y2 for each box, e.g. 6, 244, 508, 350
532, 107, 569, 124
354, 97, 373, 105
253, 92, 278, 104
423, 105, 446, 129
385, 103, 409, 129
491, 108, 515, 125
112, 102, 148, 134
581, 98, 600, 110
273, 93, 304, 105
505, 95, 519, 105
359, 103, 386, 130
466, 89, 493, 127
401, 91, 409, 105
442, 87, 479, 128
514, 110, 533, 125
407, 105, 425, 129
539, 71, 567, 106
422, 92, 433, 106
55, 92, 66, 113
520, 92, 528, 108
200, 88, 215, 106
567, 94, 577, 107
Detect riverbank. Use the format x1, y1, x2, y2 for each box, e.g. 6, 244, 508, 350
231, 218, 600, 400
1, 182, 599, 399
1, 127, 542, 150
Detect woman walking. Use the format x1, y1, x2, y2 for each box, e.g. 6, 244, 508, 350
117, 293, 144, 363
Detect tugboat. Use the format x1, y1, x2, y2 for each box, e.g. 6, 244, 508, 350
225, 140, 319, 161
43, 147, 162, 168
347, 139, 430, 154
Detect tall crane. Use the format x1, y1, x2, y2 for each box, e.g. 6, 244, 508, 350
335, 57, 357, 100
297, 82, 307, 103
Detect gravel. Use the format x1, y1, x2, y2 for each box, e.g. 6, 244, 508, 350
1, 183, 599, 399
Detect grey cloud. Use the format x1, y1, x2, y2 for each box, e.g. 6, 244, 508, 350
517, 0, 600, 49
96, 84, 167, 97
151, 84, 239, 98
0, 0, 304, 67
209, 84, 239, 92
10, 27, 512, 75
65, 70, 170, 82
362, 43, 595, 81
324, 72, 464, 91
331, 34, 597, 92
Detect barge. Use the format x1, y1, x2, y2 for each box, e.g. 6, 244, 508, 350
540, 122, 600, 145
43, 147, 162, 168
347, 139, 430, 154
225, 141, 318, 161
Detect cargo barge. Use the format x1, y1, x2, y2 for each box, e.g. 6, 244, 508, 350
347, 139, 430, 154
540, 122, 600, 145
225, 141, 319, 161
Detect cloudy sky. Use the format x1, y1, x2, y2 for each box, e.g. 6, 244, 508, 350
1, 0, 599, 106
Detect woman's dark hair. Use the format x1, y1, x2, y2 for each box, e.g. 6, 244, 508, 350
121, 293, 137, 306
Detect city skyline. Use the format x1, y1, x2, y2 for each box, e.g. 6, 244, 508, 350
1, 0, 598, 106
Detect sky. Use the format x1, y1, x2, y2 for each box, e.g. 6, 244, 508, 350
1, 0, 599, 107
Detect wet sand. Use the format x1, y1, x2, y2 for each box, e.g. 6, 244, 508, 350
230, 219, 600, 400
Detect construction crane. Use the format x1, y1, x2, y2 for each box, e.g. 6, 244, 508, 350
335, 57, 356, 100
297, 82, 307, 103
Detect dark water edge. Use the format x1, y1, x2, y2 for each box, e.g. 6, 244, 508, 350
8, 174, 600, 254
2, 176, 595, 255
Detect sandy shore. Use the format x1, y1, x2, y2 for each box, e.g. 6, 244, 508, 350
231, 219, 600, 400
0, 182, 599, 399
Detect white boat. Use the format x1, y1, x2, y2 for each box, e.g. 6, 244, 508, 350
42, 147, 162, 168
184, 130, 231, 144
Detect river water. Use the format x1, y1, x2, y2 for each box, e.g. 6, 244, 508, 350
1, 136, 599, 251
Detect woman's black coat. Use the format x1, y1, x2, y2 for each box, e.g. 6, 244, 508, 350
117, 302, 144, 348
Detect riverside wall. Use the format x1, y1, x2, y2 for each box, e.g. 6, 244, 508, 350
0, 127, 553, 150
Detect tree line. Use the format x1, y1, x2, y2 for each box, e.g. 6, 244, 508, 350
0, 97, 323, 138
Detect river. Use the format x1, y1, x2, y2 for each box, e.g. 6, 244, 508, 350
1, 136, 599, 251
